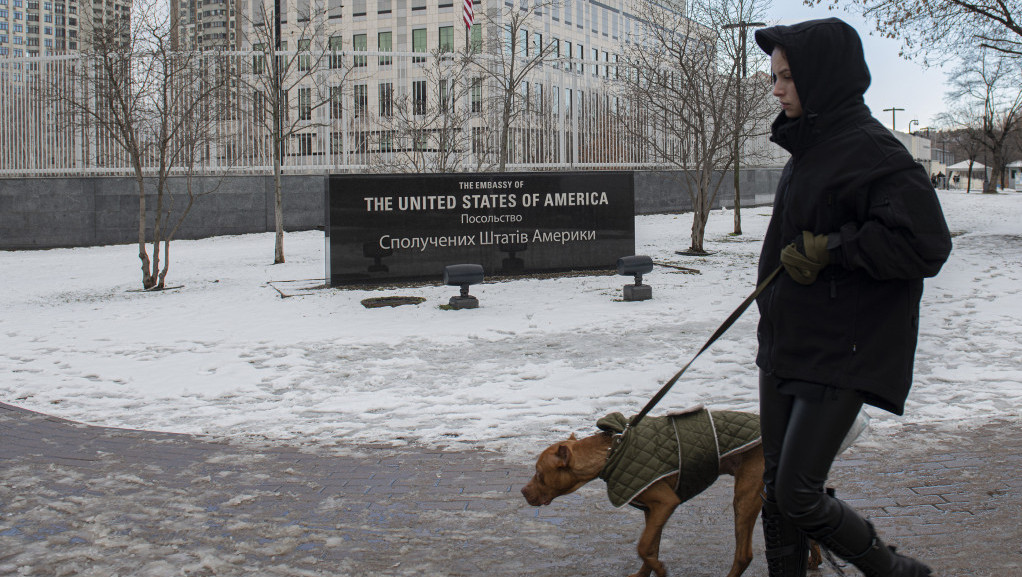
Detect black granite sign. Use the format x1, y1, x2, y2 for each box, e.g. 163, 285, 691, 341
326, 172, 635, 285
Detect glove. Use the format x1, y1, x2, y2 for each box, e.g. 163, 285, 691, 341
780, 231, 830, 285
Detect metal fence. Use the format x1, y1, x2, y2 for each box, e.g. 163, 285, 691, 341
0, 49, 679, 177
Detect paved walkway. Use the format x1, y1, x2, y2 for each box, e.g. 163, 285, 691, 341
1, 402, 1020, 576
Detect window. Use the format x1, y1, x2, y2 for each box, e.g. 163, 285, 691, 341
380, 130, 394, 152
564, 41, 572, 71
603, 51, 610, 77
438, 25, 453, 53
471, 77, 482, 113
472, 127, 485, 154
331, 132, 344, 154
252, 43, 265, 74
298, 87, 311, 120
378, 0, 391, 13
298, 39, 310, 71
576, 44, 584, 74
552, 85, 559, 116
352, 33, 366, 67
297, 133, 313, 156
412, 28, 426, 63
411, 0, 425, 10
552, 38, 559, 68
352, 0, 365, 16
439, 78, 451, 113
565, 88, 572, 118
532, 32, 542, 58
378, 31, 391, 65
378, 82, 393, 117
470, 23, 481, 54
517, 28, 527, 58
327, 0, 341, 18
592, 47, 598, 76
353, 83, 367, 116
330, 85, 343, 119
329, 35, 343, 68
413, 80, 426, 115
253, 89, 265, 123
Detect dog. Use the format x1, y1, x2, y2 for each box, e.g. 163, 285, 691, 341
521, 408, 822, 577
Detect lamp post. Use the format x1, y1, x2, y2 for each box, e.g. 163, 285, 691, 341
908, 119, 919, 134
721, 20, 765, 236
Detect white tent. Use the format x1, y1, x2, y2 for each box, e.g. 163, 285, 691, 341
947, 160, 986, 172
946, 161, 988, 190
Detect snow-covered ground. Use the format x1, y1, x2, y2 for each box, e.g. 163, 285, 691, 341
2, 190, 1020, 459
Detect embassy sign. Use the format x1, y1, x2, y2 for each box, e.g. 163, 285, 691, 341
326, 172, 635, 285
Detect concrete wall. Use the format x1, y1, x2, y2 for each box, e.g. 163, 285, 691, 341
0, 169, 781, 249
0, 175, 326, 249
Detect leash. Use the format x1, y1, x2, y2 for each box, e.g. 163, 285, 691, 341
625, 265, 783, 433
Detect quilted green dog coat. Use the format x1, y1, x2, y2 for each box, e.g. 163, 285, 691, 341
597, 406, 761, 508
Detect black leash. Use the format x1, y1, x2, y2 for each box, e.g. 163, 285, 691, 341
625, 265, 783, 432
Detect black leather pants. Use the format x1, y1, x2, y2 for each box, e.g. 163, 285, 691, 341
759, 372, 866, 537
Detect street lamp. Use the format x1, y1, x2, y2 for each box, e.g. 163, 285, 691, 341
908, 119, 919, 134
721, 20, 765, 236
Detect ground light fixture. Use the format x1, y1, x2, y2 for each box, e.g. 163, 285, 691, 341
443, 264, 485, 309
617, 255, 654, 301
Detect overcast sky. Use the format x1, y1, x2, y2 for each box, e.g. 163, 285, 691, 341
761, 0, 952, 131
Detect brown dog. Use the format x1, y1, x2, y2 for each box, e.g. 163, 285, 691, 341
521, 429, 821, 577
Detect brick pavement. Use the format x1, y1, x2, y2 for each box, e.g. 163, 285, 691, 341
1, 402, 1020, 576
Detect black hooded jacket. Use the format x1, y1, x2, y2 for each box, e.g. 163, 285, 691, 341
753, 18, 952, 415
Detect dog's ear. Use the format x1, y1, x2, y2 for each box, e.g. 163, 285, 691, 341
568, 433, 577, 440
555, 443, 572, 467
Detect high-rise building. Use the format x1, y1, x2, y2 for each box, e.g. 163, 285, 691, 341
171, 0, 240, 50
0, 0, 81, 56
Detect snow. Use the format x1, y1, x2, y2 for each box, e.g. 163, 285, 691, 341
2, 190, 1020, 460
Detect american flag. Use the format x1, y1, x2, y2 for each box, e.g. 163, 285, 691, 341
463, 0, 474, 29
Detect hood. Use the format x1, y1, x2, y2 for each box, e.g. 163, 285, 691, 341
755, 18, 872, 151
755, 17, 870, 118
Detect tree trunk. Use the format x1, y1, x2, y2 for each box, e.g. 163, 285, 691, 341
135, 173, 157, 290
732, 161, 742, 236
274, 162, 285, 264
689, 184, 708, 254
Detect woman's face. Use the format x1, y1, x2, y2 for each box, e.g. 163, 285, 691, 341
771, 47, 803, 119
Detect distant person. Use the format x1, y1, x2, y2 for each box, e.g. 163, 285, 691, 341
753, 18, 952, 577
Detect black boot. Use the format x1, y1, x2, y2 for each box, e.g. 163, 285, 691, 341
811, 500, 932, 577
762, 495, 809, 577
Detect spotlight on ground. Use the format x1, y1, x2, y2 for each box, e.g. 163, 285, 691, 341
443, 264, 485, 309
617, 255, 654, 301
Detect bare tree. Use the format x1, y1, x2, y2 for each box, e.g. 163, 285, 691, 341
720, 0, 772, 236
942, 48, 1022, 192
372, 49, 479, 173
807, 0, 1022, 64
618, 0, 753, 254
473, 0, 562, 170
243, 0, 344, 263
65, 0, 230, 289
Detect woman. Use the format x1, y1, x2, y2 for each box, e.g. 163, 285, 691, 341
753, 18, 952, 577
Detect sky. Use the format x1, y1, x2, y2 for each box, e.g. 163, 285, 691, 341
1, 190, 1019, 461
762, 0, 952, 131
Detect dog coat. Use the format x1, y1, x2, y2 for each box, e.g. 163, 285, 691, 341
597, 406, 761, 508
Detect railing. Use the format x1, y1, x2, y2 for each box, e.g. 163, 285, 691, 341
0, 49, 682, 177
